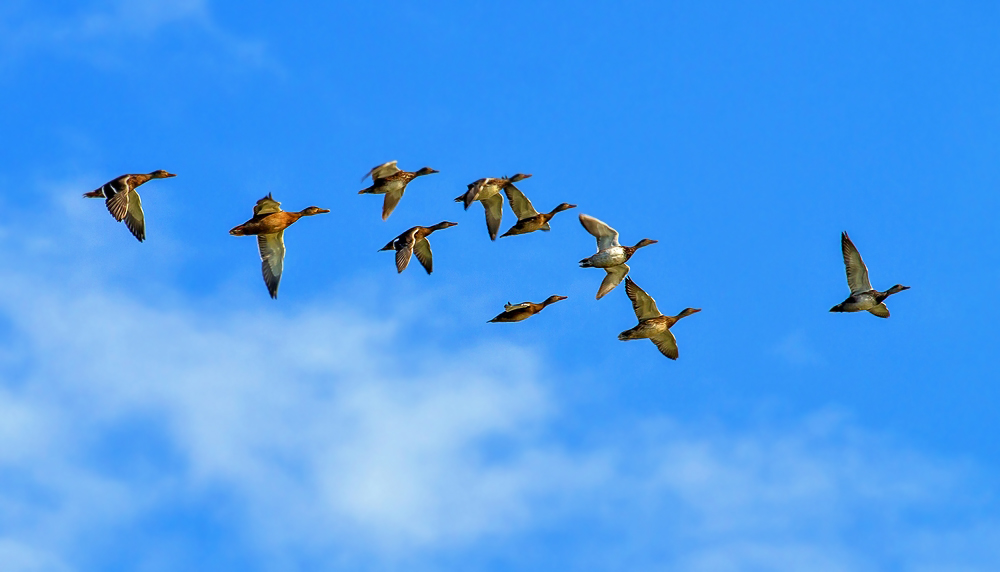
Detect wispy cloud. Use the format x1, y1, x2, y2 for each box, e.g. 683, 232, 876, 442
771, 330, 826, 366
2, 194, 1000, 571
0, 0, 271, 70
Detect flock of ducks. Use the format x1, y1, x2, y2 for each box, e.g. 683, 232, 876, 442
83, 164, 911, 360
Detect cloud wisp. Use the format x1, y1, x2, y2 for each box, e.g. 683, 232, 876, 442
0, 0, 271, 70
1, 196, 1000, 571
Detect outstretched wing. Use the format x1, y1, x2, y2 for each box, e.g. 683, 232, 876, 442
254, 194, 283, 216
462, 178, 489, 209
482, 193, 503, 241
362, 160, 399, 182
412, 238, 434, 274
579, 213, 620, 250
868, 303, 890, 318
382, 188, 404, 220
258, 230, 285, 299
393, 229, 417, 273
597, 263, 629, 299
841, 232, 872, 295
624, 277, 661, 320
104, 177, 131, 222
122, 190, 146, 242
650, 331, 679, 360
504, 184, 538, 220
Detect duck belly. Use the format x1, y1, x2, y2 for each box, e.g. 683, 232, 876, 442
381, 179, 406, 194
618, 320, 666, 341
585, 247, 627, 268
833, 293, 878, 312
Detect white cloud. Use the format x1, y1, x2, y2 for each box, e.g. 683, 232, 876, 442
0, 0, 270, 70
2, 195, 1000, 571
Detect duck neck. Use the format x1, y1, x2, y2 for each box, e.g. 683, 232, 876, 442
876, 285, 908, 302
673, 308, 700, 321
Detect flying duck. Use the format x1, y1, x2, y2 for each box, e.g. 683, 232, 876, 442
488, 295, 568, 322
618, 277, 700, 360
830, 231, 910, 318
83, 170, 176, 242
380, 221, 458, 274
359, 161, 439, 220
578, 213, 657, 299
454, 173, 532, 240
499, 184, 576, 237
229, 194, 330, 299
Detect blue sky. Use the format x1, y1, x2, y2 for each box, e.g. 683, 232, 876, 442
2, 1, 999, 570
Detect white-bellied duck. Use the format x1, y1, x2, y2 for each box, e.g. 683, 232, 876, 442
578, 213, 657, 299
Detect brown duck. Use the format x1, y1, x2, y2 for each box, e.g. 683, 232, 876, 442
488, 295, 568, 322
454, 173, 532, 240
380, 221, 458, 274
618, 277, 700, 360
229, 194, 330, 299
499, 184, 576, 237
359, 160, 439, 221
83, 170, 176, 242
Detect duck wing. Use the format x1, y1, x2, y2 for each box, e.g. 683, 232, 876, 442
412, 237, 434, 274
104, 177, 131, 222
382, 188, 404, 220
579, 214, 620, 250
504, 184, 538, 220
122, 190, 146, 242
257, 230, 285, 299
868, 303, 890, 318
482, 193, 503, 241
362, 160, 399, 182
393, 229, 418, 273
650, 330, 679, 360
462, 178, 489, 209
624, 277, 662, 320
253, 194, 283, 216
597, 263, 629, 300
841, 232, 872, 295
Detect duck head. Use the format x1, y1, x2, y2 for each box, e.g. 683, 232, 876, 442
149, 170, 177, 179
299, 206, 331, 216
415, 167, 439, 176
886, 284, 910, 295
542, 295, 568, 306
633, 238, 658, 249
508, 173, 532, 183
676, 307, 702, 319
429, 221, 459, 231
